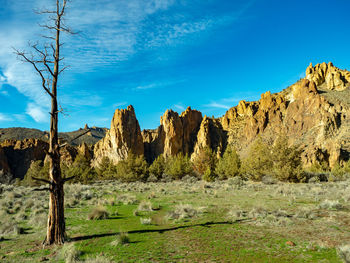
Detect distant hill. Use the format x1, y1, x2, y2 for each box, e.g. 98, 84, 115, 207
0, 125, 107, 146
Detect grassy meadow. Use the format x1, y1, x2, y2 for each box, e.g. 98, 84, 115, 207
0, 178, 350, 262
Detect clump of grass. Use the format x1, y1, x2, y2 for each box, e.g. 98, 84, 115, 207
117, 194, 138, 205
88, 206, 109, 220
137, 201, 153, 212
111, 232, 130, 246
249, 207, 269, 219
319, 200, 344, 210
0, 222, 24, 236
227, 209, 248, 222
295, 208, 318, 220
140, 217, 152, 225
58, 243, 82, 263
337, 244, 350, 263
167, 204, 203, 221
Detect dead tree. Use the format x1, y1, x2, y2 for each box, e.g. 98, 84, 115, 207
14, 0, 75, 245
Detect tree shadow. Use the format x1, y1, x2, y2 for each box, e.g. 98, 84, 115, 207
70, 219, 251, 242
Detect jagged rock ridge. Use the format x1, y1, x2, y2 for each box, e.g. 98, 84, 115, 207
93, 62, 350, 169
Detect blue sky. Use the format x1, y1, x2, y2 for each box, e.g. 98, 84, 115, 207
0, 0, 350, 131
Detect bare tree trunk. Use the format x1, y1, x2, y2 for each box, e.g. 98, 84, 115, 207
45, 10, 65, 245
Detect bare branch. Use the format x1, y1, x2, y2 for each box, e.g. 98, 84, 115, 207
32, 45, 54, 77
13, 48, 55, 99
34, 8, 56, 15
58, 65, 69, 75
31, 176, 52, 185
41, 35, 56, 41
63, 176, 75, 183
59, 142, 68, 148
72, 129, 91, 143
59, 0, 68, 17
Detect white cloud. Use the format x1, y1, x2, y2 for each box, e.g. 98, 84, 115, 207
134, 79, 186, 91
26, 103, 48, 123
0, 113, 11, 122
204, 102, 231, 110
135, 83, 158, 90
173, 104, 185, 112
112, 102, 127, 108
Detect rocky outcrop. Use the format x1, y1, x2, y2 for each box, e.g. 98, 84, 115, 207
220, 64, 350, 167
180, 107, 203, 154
192, 116, 227, 160
306, 62, 350, 91
0, 139, 49, 181
142, 107, 202, 161
78, 142, 92, 160
93, 105, 144, 166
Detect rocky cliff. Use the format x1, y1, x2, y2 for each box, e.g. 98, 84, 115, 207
0, 138, 93, 182
219, 63, 350, 167
93, 105, 144, 165
93, 62, 350, 168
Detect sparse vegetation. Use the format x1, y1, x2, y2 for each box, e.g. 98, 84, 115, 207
1, 177, 349, 262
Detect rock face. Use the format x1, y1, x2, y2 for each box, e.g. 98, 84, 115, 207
93, 105, 144, 165
192, 116, 227, 160
0, 139, 49, 181
306, 62, 350, 91
220, 64, 350, 167
142, 107, 202, 161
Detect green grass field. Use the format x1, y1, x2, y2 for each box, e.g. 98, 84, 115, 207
1, 178, 349, 262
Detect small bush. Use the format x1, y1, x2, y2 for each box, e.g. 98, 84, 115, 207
215, 145, 241, 179
202, 166, 216, 182
115, 153, 148, 182
63, 154, 96, 184
165, 153, 193, 180
140, 217, 152, 225
241, 137, 272, 181
96, 156, 118, 179
167, 204, 203, 221
192, 147, 217, 176
136, 201, 153, 212
88, 207, 109, 220
271, 136, 303, 182
58, 243, 82, 263
318, 200, 344, 210
149, 155, 166, 179
111, 232, 130, 246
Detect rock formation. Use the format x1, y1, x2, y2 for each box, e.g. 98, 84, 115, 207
142, 107, 202, 161
0, 139, 48, 181
306, 62, 350, 91
93, 105, 144, 166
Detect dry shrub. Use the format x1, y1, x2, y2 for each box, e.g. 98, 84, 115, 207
88, 207, 109, 220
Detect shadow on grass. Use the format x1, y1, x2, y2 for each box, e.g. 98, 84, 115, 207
70, 219, 252, 242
